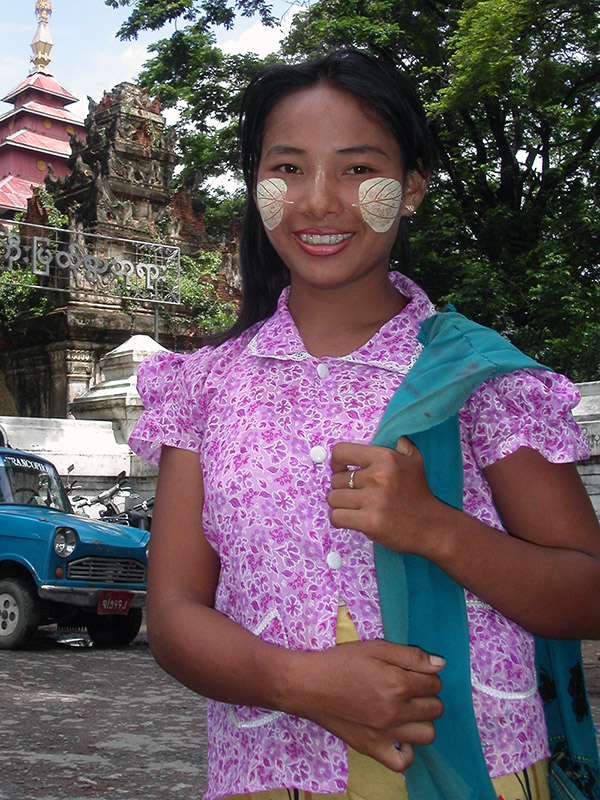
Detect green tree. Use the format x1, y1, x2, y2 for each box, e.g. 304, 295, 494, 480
105, 0, 277, 215
0, 187, 66, 340
282, 0, 600, 379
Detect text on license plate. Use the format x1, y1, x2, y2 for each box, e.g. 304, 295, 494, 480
97, 590, 133, 615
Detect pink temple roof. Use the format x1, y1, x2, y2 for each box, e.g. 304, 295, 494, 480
0, 174, 39, 211
2, 72, 78, 105
0, 100, 85, 126
1, 128, 71, 157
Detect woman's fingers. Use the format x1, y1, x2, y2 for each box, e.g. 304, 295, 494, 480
395, 435, 417, 457
330, 442, 376, 474
386, 741, 415, 772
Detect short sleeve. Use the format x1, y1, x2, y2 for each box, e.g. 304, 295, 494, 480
462, 368, 589, 470
129, 348, 210, 465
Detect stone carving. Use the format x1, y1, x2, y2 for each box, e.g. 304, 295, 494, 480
46, 81, 191, 246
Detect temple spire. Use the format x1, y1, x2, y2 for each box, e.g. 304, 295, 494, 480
30, 0, 53, 74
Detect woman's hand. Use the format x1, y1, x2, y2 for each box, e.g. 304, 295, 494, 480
279, 638, 444, 772
328, 437, 441, 556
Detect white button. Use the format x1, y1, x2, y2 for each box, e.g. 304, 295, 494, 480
327, 551, 343, 570
317, 363, 329, 378
309, 445, 328, 463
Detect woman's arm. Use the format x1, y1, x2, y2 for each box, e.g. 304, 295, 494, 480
147, 445, 444, 771
329, 439, 600, 639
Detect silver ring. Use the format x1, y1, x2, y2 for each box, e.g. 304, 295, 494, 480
348, 470, 357, 489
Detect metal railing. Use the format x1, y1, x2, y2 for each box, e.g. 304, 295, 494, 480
0, 221, 180, 306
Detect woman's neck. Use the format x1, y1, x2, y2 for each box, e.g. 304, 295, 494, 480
287, 274, 408, 357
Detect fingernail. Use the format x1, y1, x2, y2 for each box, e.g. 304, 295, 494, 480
429, 654, 445, 667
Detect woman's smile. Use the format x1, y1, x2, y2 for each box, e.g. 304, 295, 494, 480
295, 229, 354, 256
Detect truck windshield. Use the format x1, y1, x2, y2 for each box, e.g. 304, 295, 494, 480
0, 453, 71, 512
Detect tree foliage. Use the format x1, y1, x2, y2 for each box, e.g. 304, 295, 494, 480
107, 0, 600, 379
0, 187, 65, 340
106, 0, 275, 183
160, 251, 238, 334
105, 0, 276, 40
105, 0, 279, 245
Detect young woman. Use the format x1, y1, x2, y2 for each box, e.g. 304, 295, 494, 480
129, 49, 600, 800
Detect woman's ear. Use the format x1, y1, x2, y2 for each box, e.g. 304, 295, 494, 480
401, 166, 429, 217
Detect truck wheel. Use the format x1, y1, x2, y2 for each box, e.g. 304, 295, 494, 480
85, 608, 143, 647
0, 577, 40, 650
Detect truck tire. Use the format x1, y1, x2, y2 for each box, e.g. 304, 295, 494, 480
85, 607, 143, 647
0, 577, 40, 650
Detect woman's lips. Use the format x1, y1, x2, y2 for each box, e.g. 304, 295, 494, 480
294, 231, 353, 256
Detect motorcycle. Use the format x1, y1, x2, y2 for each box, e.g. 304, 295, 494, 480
71, 470, 153, 530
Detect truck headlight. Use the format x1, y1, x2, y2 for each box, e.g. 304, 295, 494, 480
54, 527, 77, 558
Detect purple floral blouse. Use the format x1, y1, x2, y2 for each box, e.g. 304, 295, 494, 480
129, 272, 588, 799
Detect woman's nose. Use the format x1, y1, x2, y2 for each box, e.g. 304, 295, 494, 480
297, 169, 343, 218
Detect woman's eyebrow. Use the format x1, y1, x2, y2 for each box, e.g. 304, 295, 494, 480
338, 145, 390, 157
263, 145, 306, 157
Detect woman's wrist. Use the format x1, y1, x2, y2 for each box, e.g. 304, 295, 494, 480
264, 645, 315, 717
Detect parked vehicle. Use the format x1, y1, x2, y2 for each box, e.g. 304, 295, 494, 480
103, 496, 154, 531
71, 470, 128, 518
72, 471, 154, 530
0, 447, 149, 649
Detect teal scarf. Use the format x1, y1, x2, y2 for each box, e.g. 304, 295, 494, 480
372, 311, 600, 800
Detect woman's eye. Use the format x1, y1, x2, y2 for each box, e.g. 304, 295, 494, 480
276, 164, 301, 174
347, 165, 374, 175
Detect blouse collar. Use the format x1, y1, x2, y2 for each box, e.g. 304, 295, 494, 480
247, 272, 436, 375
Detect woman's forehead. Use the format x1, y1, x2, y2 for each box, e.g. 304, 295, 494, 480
261, 84, 399, 157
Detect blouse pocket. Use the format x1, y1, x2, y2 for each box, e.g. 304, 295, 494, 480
227, 608, 289, 730
467, 598, 539, 701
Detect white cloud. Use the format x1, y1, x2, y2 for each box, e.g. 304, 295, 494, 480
219, 3, 302, 58
219, 20, 283, 58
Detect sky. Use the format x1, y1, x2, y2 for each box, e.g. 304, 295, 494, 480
0, 0, 302, 121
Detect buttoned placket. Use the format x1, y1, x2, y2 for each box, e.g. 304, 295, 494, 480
306, 359, 346, 585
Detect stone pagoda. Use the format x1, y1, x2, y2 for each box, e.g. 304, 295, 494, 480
48, 82, 204, 254
0, 1, 86, 219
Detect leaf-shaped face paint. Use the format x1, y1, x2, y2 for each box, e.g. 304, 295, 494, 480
256, 178, 288, 230
358, 177, 403, 232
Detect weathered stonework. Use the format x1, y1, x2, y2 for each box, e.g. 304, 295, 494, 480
47, 82, 204, 254
0, 302, 199, 418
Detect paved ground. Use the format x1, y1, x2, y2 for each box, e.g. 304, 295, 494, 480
0, 624, 208, 800
1, 625, 600, 800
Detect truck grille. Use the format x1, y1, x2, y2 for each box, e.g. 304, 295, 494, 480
67, 557, 146, 584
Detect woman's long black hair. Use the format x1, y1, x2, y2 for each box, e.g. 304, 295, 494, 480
212, 48, 435, 344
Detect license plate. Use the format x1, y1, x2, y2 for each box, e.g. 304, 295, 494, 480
97, 590, 133, 616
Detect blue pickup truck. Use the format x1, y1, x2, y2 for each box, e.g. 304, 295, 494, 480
0, 447, 149, 649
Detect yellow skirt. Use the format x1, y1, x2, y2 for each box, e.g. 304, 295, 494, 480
221, 606, 550, 800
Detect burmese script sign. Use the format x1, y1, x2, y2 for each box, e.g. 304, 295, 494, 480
0, 222, 180, 306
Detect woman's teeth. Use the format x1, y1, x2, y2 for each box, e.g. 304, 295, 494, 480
298, 233, 352, 245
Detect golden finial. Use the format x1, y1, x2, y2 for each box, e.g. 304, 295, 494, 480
31, 0, 53, 72
35, 1, 53, 25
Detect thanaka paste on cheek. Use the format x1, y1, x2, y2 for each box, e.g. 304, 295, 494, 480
358, 177, 403, 232
256, 177, 293, 230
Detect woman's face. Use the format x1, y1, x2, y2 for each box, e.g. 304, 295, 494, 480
255, 83, 425, 294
